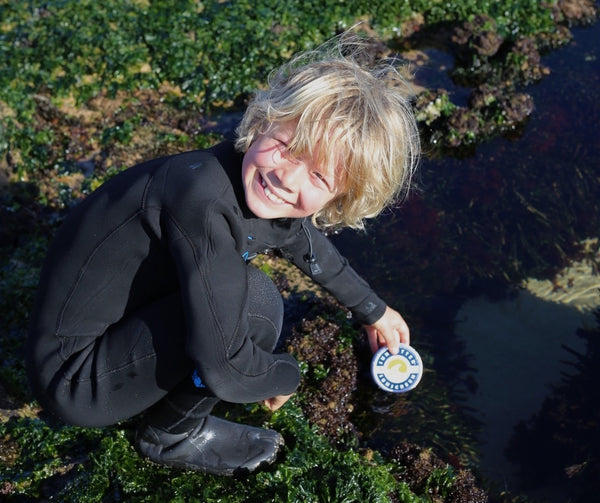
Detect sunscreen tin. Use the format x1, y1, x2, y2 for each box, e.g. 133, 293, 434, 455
371, 344, 423, 393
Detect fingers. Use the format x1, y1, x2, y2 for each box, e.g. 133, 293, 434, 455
365, 309, 410, 354
384, 331, 400, 355
397, 321, 410, 346
261, 394, 293, 411
367, 327, 399, 354
367, 328, 379, 354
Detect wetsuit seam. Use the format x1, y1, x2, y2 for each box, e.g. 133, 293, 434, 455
247, 313, 279, 345
162, 200, 233, 352
163, 204, 287, 382
141, 172, 151, 210
60, 353, 157, 384
54, 209, 146, 340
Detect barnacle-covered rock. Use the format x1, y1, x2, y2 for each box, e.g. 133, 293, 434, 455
558, 0, 598, 25
509, 36, 550, 83
415, 89, 456, 126
447, 107, 480, 147
452, 15, 504, 58
501, 91, 535, 125
389, 442, 488, 502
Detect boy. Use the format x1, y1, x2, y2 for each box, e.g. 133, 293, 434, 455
26, 39, 420, 476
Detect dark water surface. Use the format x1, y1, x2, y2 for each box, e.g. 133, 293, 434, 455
332, 21, 600, 498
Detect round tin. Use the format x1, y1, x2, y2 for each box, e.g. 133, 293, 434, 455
371, 344, 423, 393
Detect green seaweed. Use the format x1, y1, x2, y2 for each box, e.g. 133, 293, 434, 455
1, 405, 415, 502
1, 0, 586, 177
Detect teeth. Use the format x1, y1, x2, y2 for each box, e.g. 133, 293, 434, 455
260, 176, 285, 204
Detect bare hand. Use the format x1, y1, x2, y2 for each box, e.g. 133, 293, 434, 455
261, 393, 293, 411
363, 305, 410, 355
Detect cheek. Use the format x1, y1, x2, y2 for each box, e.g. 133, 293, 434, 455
303, 189, 335, 213
242, 155, 258, 185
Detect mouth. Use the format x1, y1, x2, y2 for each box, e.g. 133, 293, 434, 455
259, 174, 287, 205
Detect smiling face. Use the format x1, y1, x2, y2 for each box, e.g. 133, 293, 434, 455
241, 122, 338, 220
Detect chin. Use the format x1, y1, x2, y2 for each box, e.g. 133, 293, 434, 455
245, 197, 278, 219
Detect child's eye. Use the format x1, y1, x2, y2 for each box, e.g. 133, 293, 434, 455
274, 138, 292, 155
275, 140, 303, 164
313, 171, 331, 189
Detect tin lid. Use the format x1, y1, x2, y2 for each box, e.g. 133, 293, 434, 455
371, 344, 423, 393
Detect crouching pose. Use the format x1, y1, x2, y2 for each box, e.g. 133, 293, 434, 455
26, 37, 420, 476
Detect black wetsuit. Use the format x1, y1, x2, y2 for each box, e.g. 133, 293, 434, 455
26, 141, 386, 427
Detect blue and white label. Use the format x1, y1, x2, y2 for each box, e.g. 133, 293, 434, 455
371, 345, 423, 393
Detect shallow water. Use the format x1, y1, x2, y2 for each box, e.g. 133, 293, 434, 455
332, 21, 600, 497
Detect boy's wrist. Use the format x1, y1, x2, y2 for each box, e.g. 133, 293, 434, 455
352, 296, 386, 325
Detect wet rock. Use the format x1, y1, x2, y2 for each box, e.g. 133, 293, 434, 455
452, 15, 504, 58
415, 12, 548, 150
468, 83, 498, 110
415, 82, 535, 149
415, 89, 456, 127
470, 83, 535, 130
501, 91, 535, 125
389, 442, 488, 503
509, 36, 550, 83
558, 0, 598, 25
537, 24, 573, 50
396, 12, 426, 40
447, 107, 480, 147
391, 442, 446, 487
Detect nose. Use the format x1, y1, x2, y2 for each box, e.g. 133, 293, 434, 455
274, 159, 305, 193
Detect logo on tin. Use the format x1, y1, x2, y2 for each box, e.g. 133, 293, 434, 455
371, 346, 423, 393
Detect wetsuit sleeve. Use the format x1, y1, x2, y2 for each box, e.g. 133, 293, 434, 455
164, 187, 300, 404
282, 221, 387, 325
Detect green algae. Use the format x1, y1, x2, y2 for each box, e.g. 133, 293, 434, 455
1, 0, 594, 178
0, 406, 405, 502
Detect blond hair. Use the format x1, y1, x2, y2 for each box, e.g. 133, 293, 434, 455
235, 36, 420, 230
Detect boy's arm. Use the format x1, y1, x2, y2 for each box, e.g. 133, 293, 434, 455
282, 221, 402, 350
363, 305, 410, 355
169, 218, 301, 403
